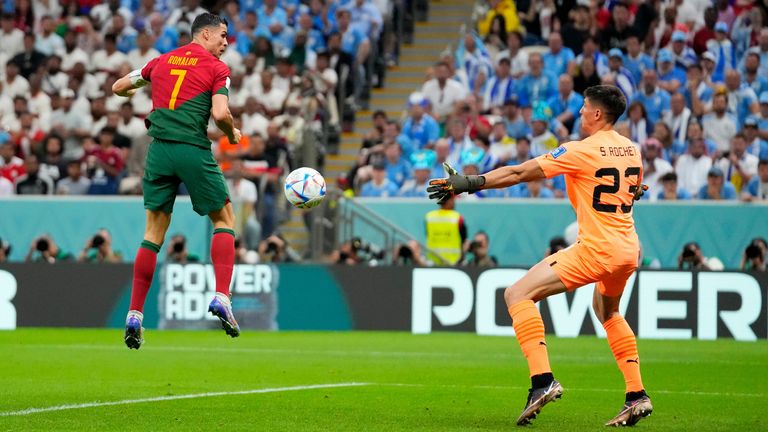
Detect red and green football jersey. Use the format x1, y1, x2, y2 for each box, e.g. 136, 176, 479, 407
140, 43, 230, 148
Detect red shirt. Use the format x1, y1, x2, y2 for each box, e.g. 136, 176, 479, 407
83, 146, 124, 178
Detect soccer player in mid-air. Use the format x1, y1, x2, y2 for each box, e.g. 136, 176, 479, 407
428, 85, 652, 427
112, 13, 242, 349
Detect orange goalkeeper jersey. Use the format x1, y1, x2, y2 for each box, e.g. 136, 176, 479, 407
535, 130, 643, 264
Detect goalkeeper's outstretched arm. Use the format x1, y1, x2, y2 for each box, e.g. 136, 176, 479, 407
481, 159, 546, 189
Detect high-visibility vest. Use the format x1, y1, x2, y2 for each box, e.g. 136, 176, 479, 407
425, 209, 462, 265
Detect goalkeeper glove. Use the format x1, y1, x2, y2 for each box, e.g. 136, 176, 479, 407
633, 184, 649, 201
426, 163, 486, 205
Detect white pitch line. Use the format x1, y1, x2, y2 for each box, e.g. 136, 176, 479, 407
0, 383, 369, 417
375, 383, 766, 398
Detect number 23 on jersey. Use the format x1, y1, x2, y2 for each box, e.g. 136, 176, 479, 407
592, 167, 641, 213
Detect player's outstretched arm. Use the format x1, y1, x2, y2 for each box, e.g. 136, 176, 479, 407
427, 159, 545, 204
112, 69, 148, 97
212, 94, 241, 144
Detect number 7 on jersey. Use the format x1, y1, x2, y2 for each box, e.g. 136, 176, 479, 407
168, 69, 187, 110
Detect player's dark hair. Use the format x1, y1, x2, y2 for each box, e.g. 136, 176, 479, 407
191, 13, 228, 36
584, 85, 626, 125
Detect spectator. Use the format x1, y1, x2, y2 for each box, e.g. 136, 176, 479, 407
560, 4, 591, 56
255, 69, 287, 117
495, 31, 528, 79
501, 97, 529, 140
548, 74, 583, 135
462, 231, 498, 267
740, 238, 767, 271
746, 29, 768, 77
445, 118, 473, 162
543, 32, 574, 78
424, 194, 465, 265
477, 0, 520, 38
455, 32, 492, 96
488, 120, 516, 164
38, 133, 67, 183
662, 93, 692, 156
606, 48, 635, 101
742, 52, 768, 99
24, 234, 72, 263
10, 33, 45, 80
572, 56, 602, 97
0, 142, 24, 183
77, 228, 122, 263
34, 15, 65, 57
656, 49, 686, 94
14, 154, 53, 195
667, 31, 697, 69
383, 142, 411, 189
507, 135, 532, 166
482, 57, 514, 112
676, 137, 712, 195
226, 159, 261, 249
743, 116, 768, 161
3, 61, 30, 99
0, 13, 24, 58
631, 69, 671, 126
641, 138, 673, 201
697, 166, 737, 200
723, 70, 759, 128
361, 110, 387, 148
625, 101, 650, 145
398, 149, 434, 198
656, 172, 691, 200
258, 233, 301, 263
678, 241, 724, 270
127, 31, 160, 70
166, 234, 200, 263
90, 33, 128, 77
702, 91, 737, 154
715, 133, 758, 193
514, 52, 557, 109
360, 158, 398, 197
84, 126, 124, 195
56, 159, 91, 195
575, 35, 609, 77
401, 92, 440, 150
707, 22, 736, 83
482, 13, 508, 59
529, 103, 558, 157
693, 7, 718, 55
651, 121, 674, 162
742, 159, 768, 201
0, 171, 13, 196
682, 63, 713, 117
622, 34, 654, 87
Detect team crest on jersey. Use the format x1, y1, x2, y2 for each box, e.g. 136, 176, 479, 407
550, 146, 567, 159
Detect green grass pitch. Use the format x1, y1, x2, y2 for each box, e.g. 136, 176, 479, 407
0, 329, 765, 431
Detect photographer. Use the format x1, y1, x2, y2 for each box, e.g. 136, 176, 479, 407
334, 237, 386, 266
166, 234, 200, 264
677, 241, 724, 271
78, 229, 122, 263
463, 231, 498, 267
393, 240, 428, 266
258, 234, 301, 263
25, 235, 72, 263
0, 237, 11, 263
741, 238, 767, 271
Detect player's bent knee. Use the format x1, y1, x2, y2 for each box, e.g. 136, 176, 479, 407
504, 285, 535, 306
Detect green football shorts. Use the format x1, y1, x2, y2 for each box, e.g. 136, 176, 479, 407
143, 139, 230, 216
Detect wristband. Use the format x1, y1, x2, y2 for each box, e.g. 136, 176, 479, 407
128, 69, 148, 87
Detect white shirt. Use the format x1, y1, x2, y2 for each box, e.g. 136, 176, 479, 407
255, 87, 287, 112
495, 49, 529, 78
675, 153, 712, 194
421, 78, 468, 119
662, 107, 692, 145
118, 116, 146, 141
227, 178, 258, 204
0, 28, 24, 57
41, 71, 69, 95
61, 47, 90, 72
644, 157, 674, 201
2, 76, 30, 98
34, 33, 66, 57
241, 112, 270, 138
0, 176, 14, 196
715, 152, 759, 184
702, 113, 737, 152
127, 48, 160, 70
90, 50, 129, 74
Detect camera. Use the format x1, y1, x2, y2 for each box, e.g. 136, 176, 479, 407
91, 234, 105, 248
266, 240, 280, 254
351, 237, 385, 262
172, 238, 185, 254
745, 244, 762, 260
682, 244, 696, 260
469, 240, 482, 252
36, 238, 50, 252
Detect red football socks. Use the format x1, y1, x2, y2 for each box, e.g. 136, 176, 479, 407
129, 240, 160, 313
211, 228, 235, 297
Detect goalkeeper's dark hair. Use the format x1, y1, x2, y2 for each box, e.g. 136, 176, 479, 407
191, 13, 228, 36
584, 85, 626, 125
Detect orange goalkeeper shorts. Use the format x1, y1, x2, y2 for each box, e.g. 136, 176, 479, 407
544, 241, 637, 297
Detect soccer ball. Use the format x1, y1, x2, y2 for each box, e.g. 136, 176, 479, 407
283, 167, 326, 209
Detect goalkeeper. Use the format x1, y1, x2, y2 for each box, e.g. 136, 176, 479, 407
428, 85, 652, 427
112, 13, 242, 349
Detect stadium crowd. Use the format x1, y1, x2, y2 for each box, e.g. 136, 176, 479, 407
346, 0, 768, 202
0, 0, 403, 240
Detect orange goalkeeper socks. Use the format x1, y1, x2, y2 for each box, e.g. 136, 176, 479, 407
509, 300, 552, 377
604, 315, 645, 393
